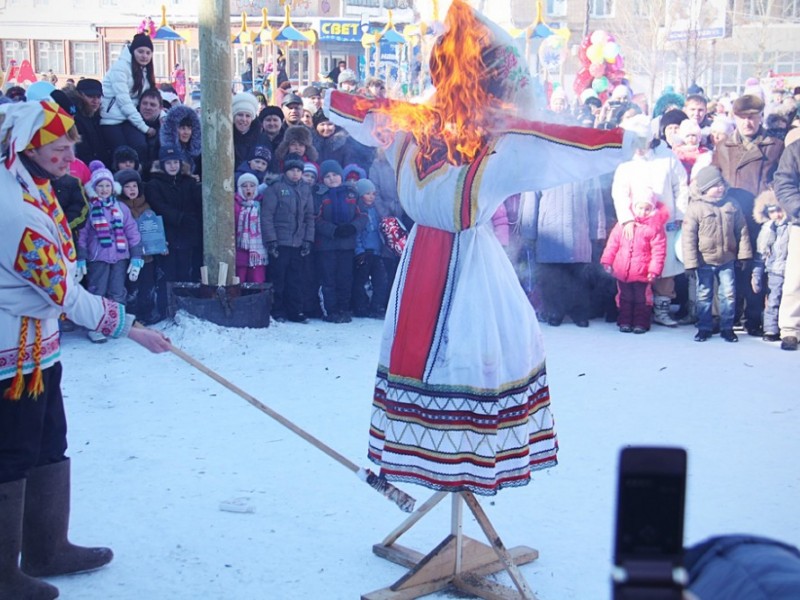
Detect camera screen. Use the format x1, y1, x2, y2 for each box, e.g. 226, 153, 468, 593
616, 472, 685, 562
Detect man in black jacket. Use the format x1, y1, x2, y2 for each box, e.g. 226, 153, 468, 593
71, 79, 110, 166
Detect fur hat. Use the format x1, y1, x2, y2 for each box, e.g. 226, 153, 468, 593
114, 168, 142, 189
276, 125, 318, 162
86, 160, 121, 197
338, 69, 357, 86
160, 104, 202, 157
237, 171, 259, 195
342, 163, 366, 182
312, 111, 330, 129
232, 92, 259, 118
112, 145, 140, 170
753, 189, 782, 224
678, 118, 701, 140
319, 159, 343, 178
259, 105, 284, 121
355, 178, 376, 197
620, 114, 651, 139
283, 153, 305, 173
695, 165, 725, 193
130, 33, 154, 54
732, 94, 765, 117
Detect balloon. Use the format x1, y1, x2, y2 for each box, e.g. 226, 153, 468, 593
586, 44, 604, 65
588, 63, 605, 78
615, 54, 624, 70
573, 67, 592, 96
592, 76, 609, 93
590, 30, 609, 45
603, 42, 619, 62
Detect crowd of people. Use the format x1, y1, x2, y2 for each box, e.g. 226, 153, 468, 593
3, 31, 800, 350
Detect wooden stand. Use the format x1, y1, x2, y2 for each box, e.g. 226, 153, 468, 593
363, 491, 540, 600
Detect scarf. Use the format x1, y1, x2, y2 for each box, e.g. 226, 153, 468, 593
90, 196, 127, 252
236, 194, 268, 266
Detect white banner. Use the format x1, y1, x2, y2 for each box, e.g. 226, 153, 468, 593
666, 0, 728, 41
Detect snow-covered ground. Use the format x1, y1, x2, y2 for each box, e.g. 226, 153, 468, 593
50, 312, 799, 599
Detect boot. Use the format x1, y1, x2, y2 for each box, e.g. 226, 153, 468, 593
677, 301, 697, 325
652, 296, 678, 327
21, 460, 113, 578
0, 479, 59, 600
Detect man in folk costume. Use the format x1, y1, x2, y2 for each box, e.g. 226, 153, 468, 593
0, 100, 171, 600
325, 1, 635, 497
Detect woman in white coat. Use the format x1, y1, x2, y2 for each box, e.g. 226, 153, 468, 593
99, 33, 157, 163
612, 114, 689, 326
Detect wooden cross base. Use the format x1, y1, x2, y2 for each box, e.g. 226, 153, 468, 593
362, 491, 540, 600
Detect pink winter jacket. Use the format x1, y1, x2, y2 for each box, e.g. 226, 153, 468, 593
601, 203, 669, 283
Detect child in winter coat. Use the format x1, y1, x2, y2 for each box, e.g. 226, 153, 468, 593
115, 168, 162, 325
234, 172, 268, 284
673, 119, 710, 183
601, 187, 668, 333
682, 165, 753, 342
261, 154, 315, 322
352, 179, 389, 318
751, 190, 791, 342
314, 159, 366, 323
302, 162, 318, 186
77, 161, 143, 343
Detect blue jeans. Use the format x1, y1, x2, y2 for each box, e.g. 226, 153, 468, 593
696, 262, 736, 332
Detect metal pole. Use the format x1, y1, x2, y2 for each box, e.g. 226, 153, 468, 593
199, 0, 235, 285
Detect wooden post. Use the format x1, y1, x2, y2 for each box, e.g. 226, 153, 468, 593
199, 0, 235, 286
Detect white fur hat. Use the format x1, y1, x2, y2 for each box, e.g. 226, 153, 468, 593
231, 92, 258, 118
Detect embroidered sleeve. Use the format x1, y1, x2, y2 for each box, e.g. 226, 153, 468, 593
14, 227, 68, 306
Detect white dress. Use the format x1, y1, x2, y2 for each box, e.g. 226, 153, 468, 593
326, 91, 634, 495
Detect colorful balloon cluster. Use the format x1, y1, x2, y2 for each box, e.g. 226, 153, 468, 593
137, 17, 157, 38
573, 30, 625, 98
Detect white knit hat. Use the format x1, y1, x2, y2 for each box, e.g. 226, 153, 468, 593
231, 92, 258, 118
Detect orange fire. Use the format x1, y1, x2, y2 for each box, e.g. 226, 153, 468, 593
359, 0, 502, 165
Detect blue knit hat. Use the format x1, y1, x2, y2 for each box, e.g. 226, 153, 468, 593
319, 159, 343, 178
355, 178, 376, 197
159, 144, 185, 164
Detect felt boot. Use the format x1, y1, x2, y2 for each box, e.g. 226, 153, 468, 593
0, 479, 59, 600
21, 460, 113, 578
652, 295, 678, 327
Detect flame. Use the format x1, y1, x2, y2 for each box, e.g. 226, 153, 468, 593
358, 0, 501, 165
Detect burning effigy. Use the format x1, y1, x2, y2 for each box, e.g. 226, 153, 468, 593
325, 0, 635, 496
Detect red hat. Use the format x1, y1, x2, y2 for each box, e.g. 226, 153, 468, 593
25, 101, 75, 150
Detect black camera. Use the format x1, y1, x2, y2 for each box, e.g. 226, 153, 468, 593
612, 447, 688, 600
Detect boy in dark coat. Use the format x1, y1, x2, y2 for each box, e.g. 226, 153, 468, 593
261, 154, 315, 323
145, 145, 203, 314
352, 178, 389, 318
314, 159, 366, 323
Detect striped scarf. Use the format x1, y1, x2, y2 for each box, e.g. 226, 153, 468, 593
236, 195, 268, 266
90, 196, 128, 252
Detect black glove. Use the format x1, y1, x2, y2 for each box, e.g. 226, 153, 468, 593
267, 242, 279, 259
300, 241, 312, 257
334, 223, 357, 238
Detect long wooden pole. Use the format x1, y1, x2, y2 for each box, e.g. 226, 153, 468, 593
169, 345, 416, 513
199, 0, 235, 285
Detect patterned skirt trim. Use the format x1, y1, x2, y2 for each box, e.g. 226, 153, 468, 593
368, 365, 558, 496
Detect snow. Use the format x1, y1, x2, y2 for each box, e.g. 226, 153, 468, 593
51, 312, 799, 599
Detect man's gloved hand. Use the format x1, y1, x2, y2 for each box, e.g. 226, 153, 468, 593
127, 258, 145, 282
334, 223, 357, 238
75, 260, 87, 283
300, 241, 312, 257
267, 242, 279, 258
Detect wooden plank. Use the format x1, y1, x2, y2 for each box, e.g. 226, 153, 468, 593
454, 572, 532, 600
461, 492, 537, 600
372, 542, 426, 569
361, 578, 451, 600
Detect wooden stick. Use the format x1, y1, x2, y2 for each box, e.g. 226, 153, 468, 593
169, 344, 416, 513
217, 262, 228, 286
